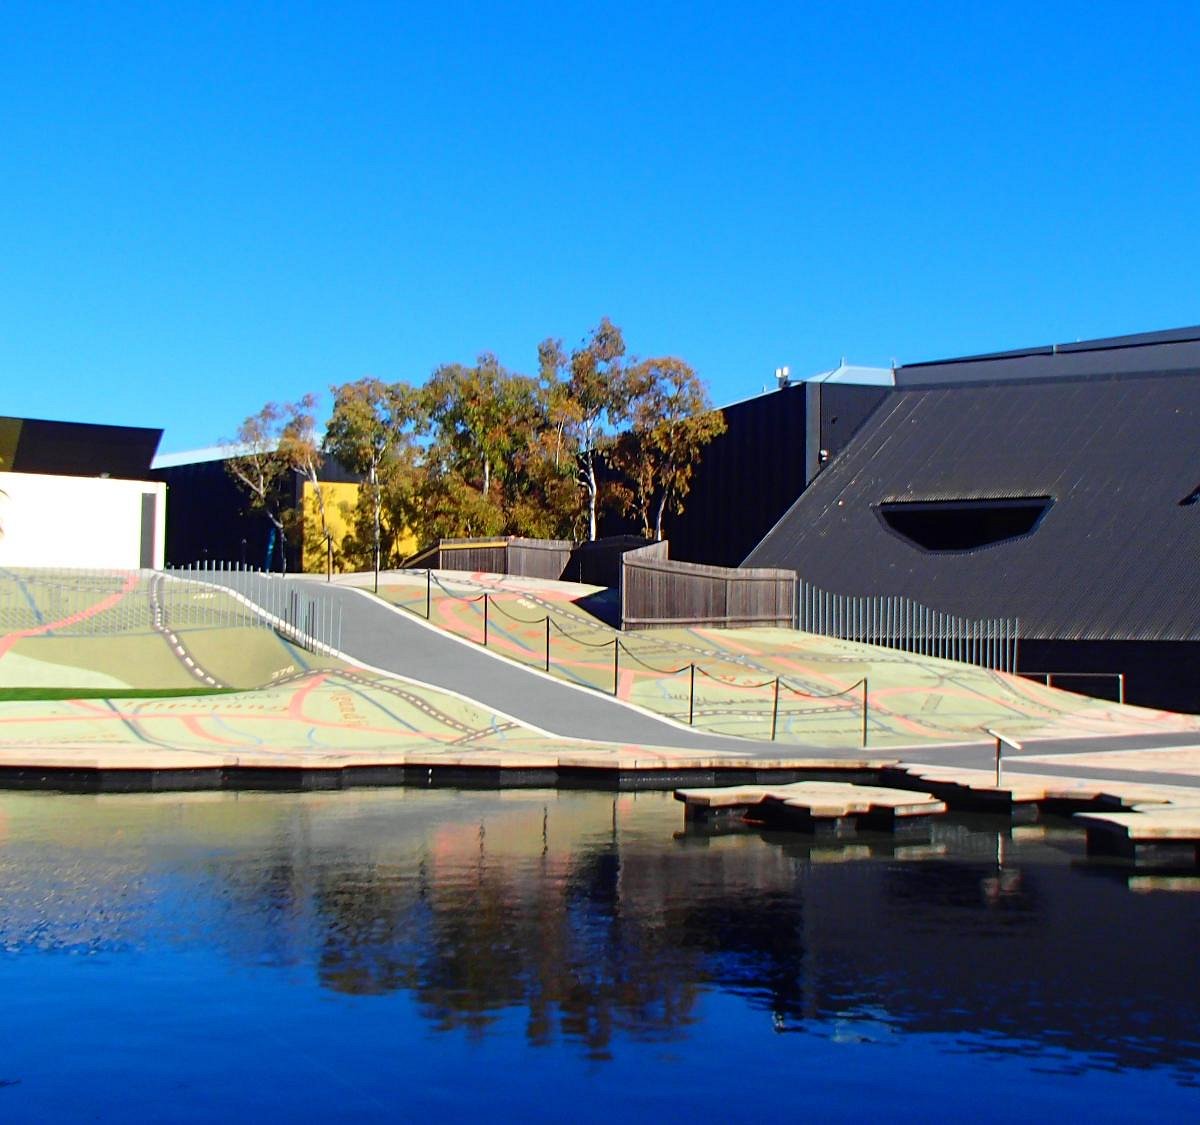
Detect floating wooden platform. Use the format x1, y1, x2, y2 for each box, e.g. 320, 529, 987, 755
675, 781, 946, 837
881, 764, 1187, 819
1076, 805, 1200, 864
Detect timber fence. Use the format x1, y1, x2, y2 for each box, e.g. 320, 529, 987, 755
405, 535, 651, 587
795, 578, 1019, 674
620, 543, 796, 630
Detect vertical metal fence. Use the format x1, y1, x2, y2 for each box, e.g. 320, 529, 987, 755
795, 578, 1018, 673
167, 562, 343, 653
0, 564, 343, 654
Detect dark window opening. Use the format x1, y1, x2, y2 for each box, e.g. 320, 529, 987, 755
877, 497, 1052, 552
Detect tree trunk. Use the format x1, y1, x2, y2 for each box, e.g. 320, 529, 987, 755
271, 513, 288, 573
654, 493, 667, 542
586, 457, 598, 541
371, 462, 381, 593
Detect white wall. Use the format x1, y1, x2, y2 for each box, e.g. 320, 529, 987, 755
0, 472, 166, 569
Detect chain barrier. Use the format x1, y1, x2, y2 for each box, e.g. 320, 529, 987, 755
401, 574, 871, 744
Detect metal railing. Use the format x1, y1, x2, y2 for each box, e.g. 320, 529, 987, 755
0, 564, 343, 655
795, 579, 1019, 674
167, 562, 343, 653
1018, 670, 1126, 704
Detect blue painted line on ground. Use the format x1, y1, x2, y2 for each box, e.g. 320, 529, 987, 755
0, 568, 47, 626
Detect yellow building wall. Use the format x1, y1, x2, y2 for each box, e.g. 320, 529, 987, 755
300, 481, 417, 573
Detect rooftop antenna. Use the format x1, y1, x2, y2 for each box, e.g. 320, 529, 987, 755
775, 365, 790, 389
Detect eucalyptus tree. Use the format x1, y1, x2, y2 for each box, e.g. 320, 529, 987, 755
223, 398, 322, 571
540, 317, 630, 540
276, 394, 336, 578
610, 357, 726, 541
324, 378, 423, 590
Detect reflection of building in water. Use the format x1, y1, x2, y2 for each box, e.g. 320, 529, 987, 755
0, 790, 1197, 1073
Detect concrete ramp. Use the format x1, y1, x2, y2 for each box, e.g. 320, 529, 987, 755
205, 573, 778, 756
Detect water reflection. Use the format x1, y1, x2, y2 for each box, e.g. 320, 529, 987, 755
0, 789, 1197, 1082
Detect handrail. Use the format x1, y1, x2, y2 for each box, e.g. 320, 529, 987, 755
1018, 669, 1125, 704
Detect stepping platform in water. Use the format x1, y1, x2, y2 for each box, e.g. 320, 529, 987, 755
675, 781, 946, 837
883, 764, 1187, 819
1076, 805, 1200, 865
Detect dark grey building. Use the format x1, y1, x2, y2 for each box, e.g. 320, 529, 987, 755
746, 327, 1200, 711
628, 365, 891, 567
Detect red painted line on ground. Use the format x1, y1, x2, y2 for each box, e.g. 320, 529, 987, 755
0, 573, 140, 659
286, 672, 329, 720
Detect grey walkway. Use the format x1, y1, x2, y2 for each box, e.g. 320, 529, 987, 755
202, 572, 783, 756
191, 570, 1200, 785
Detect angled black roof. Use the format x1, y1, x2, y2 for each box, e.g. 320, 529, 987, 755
897, 324, 1200, 388
744, 368, 1200, 641
0, 415, 162, 479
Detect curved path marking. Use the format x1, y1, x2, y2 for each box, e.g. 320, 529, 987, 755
185, 572, 1200, 775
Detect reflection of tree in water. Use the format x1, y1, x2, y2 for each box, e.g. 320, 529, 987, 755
189, 798, 1200, 1078
313, 842, 703, 1058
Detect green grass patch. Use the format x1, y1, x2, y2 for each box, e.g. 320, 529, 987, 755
0, 687, 240, 702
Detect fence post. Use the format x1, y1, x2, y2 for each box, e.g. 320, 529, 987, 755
483, 595, 489, 647
861, 677, 869, 748
426, 569, 432, 619
1118, 673, 1126, 706
770, 676, 780, 741
545, 616, 551, 673
689, 663, 695, 725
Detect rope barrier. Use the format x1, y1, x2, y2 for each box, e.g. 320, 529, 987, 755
776, 675, 866, 701
409, 576, 870, 743
615, 640, 691, 676
486, 598, 550, 625
549, 619, 618, 648
694, 664, 778, 691
429, 573, 487, 603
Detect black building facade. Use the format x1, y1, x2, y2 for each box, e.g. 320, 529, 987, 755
620, 378, 889, 567
746, 327, 1200, 712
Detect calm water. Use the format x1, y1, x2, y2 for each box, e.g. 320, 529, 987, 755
0, 788, 1197, 1122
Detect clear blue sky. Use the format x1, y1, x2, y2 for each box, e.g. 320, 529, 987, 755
3, 2, 1199, 453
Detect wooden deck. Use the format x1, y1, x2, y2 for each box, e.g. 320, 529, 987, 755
675, 780, 946, 836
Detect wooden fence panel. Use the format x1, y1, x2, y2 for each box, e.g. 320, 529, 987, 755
568, 535, 655, 587
621, 545, 795, 630
507, 538, 575, 580
434, 539, 507, 574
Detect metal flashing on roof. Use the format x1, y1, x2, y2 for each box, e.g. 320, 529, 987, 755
898, 325, 1200, 388
803, 362, 895, 386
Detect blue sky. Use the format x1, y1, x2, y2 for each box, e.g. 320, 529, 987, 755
3, 2, 1199, 453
